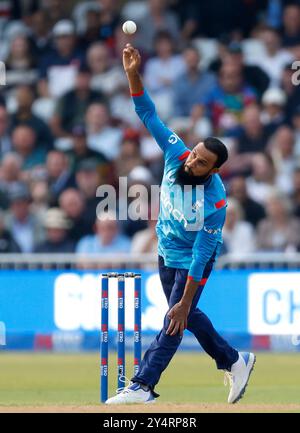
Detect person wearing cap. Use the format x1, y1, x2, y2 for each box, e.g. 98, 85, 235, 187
34, 208, 75, 253
261, 88, 286, 137
38, 19, 85, 98
5, 181, 45, 253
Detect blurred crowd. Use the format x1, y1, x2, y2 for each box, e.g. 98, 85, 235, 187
0, 0, 300, 256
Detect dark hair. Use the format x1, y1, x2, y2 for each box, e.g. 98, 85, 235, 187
203, 137, 228, 168
154, 30, 174, 45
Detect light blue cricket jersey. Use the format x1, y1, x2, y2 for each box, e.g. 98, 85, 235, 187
132, 90, 227, 281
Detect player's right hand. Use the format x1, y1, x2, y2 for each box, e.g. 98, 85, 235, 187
123, 43, 141, 73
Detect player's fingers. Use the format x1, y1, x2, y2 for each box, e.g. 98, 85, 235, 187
179, 322, 185, 337
167, 308, 174, 319
170, 321, 179, 336
166, 319, 175, 335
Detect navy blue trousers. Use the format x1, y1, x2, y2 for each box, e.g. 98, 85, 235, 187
132, 255, 239, 392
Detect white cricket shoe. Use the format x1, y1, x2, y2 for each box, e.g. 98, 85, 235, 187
105, 382, 156, 405
224, 352, 256, 404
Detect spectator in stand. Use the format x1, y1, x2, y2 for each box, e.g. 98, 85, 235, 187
29, 10, 52, 57
172, 45, 216, 117
229, 176, 266, 228
0, 210, 21, 253
291, 167, 300, 218
195, 0, 267, 39
257, 193, 300, 252
87, 42, 127, 96
35, 207, 75, 253
42, 0, 70, 27
0, 106, 12, 160
12, 125, 46, 171
0, 153, 23, 208
292, 106, 300, 156
115, 130, 144, 178
59, 188, 92, 242
77, 4, 102, 51
204, 63, 256, 135
209, 40, 270, 99
76, 211, 131, 254
169, 0, 202, 40
236, 105, 269, 154
46, 150, 75, 206
120, 166, 153, 238
109, 84, 141, 128
222, 198, 256, 254
250, 27, 294, 87
10, 85, 53, 150
131, 217, 158, 254
5, 181, 44, 253
281, 4, 300, 49
261, 88, 286, 137
51, 65, 106, 142
144, 31, 185, 119
67, 124, 107, 174
75, 159, 105, 229
269, 125, 297, 195
97, 0, 121, 46
85, 102, 122, 159
39, 19, 85, 99
30, 180, 49, 220
136, 0, 180, 53
5, 34, 38, 88
246, 153, 276, 205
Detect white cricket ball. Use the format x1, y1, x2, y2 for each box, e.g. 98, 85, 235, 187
122, 20, 137, 35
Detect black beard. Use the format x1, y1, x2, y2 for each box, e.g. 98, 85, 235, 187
175, 163, 212, 187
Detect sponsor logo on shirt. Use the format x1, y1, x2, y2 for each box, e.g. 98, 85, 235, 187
168, 134, 180, 144
203, 226, 222, 235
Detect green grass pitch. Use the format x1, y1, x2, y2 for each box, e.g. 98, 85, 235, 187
0, 352, 299, 410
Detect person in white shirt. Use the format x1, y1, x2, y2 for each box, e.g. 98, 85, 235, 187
249, 27, 294, 87
144, 31, 186, 119
222, 198, 256, 254
85, 102, 122, 160
87, 42, 127, 97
